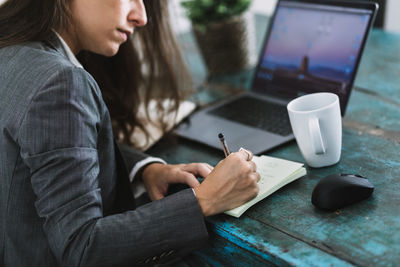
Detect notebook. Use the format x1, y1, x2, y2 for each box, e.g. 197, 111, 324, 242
176, 0, 378, 155
225, 155, 306, 218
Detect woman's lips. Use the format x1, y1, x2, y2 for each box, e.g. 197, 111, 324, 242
117, 29, 132, 41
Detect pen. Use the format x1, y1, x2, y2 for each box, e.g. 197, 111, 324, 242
218, 133, 231, 157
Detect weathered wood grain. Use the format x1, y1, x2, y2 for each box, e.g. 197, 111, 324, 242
147, 15, 400, 266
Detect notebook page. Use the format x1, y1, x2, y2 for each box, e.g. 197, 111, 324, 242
225, 155, 306, 218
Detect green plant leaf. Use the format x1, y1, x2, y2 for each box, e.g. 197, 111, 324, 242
181, 0, 252, 27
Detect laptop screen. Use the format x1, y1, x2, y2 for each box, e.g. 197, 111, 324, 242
252, 0, 376, 114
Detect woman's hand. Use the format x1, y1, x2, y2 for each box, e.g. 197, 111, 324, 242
141, 162, 213, 201
194, 148, 260, 217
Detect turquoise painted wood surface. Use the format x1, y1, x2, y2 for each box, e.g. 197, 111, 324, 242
149, 122, 400, 266
148, 15, 400, 266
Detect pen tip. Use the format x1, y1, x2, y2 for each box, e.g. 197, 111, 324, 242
218, 133, 224, 139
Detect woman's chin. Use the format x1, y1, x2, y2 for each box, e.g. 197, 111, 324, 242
95, 44, 121, 57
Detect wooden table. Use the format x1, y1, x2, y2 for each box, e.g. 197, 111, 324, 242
147, 15, 400, 266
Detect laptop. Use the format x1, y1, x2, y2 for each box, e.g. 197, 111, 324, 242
176, 0, 378, 155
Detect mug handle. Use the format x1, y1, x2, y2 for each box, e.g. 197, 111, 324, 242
309, 117, 326, 155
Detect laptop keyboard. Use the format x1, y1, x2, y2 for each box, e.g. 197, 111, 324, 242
208, 96, 293, 136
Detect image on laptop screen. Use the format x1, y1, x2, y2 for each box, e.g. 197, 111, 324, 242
252, 1, 373, 113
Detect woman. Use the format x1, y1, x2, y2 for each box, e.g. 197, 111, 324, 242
0, 0, 260, 266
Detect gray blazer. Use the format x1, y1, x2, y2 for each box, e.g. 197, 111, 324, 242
0, 33, 208, 267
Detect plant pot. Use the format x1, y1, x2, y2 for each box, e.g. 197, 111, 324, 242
192, 13, 256, 76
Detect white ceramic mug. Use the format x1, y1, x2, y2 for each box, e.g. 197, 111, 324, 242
287, 92, 342, 168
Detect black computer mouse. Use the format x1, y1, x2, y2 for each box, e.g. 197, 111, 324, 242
311, 173, 374, 211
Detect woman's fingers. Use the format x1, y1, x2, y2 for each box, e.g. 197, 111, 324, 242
151, 190, 165, 201
174, 171, 200, 188
204, 163, 214, 171
252, 171, 261, 183
238, 147, 253, 161
182, 163, 213, 178
248, 160, 257, 173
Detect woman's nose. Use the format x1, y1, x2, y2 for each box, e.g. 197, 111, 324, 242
129, 0, 147, 27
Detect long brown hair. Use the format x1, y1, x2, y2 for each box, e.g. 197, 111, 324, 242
0, 0, 192, 149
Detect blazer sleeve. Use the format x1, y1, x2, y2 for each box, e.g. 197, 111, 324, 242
18, 66, 208, 267
117, 142, 166, 183
117, 142, 149, 169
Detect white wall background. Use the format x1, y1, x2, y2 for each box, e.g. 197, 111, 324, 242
170, 0, 278, 34
171, 0, 400, 34
385, 0, 400, 33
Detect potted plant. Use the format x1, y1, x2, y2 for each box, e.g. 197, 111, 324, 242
181, 0, 255, 75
